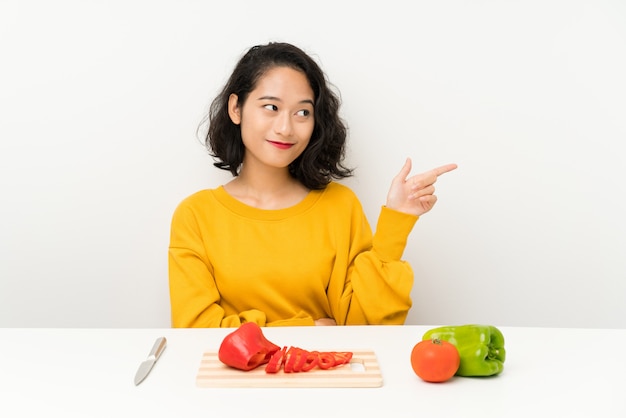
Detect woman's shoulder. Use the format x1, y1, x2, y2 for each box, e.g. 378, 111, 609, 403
173, 188, 219, 211
321, 181, 362, 204
323, 181, 353, 194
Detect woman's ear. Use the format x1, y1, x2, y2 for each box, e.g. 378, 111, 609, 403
228, 94, 241, 125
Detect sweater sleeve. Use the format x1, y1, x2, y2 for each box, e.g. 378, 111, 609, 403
331, 206, 418, 325
168, 202, 315, 328
168, 201, 243, 327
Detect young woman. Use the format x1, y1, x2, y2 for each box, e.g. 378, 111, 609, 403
168, 42, 457, 328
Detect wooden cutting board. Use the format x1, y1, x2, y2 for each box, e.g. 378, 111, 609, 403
196, 349, 383, 388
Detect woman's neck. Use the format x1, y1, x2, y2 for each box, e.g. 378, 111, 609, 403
224, 166, 309, 210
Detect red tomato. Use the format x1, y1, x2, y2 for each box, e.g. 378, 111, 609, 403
410, 338, 460, 383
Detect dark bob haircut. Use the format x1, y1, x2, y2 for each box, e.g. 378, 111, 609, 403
203, 42, 353, 190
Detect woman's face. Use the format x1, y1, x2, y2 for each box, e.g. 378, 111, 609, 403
228, 66, 315, 172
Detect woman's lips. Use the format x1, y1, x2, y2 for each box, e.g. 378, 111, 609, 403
267, 140, 294, 150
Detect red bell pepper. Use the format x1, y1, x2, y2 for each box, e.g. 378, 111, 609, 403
217, 323, 354, 373
218, 322, 281, 371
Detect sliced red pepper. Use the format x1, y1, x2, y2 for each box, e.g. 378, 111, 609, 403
218, 322, 281, 371
299, 350, 319, 372
293, 348, 314, 372
329, 351, 353, 366
283, 346, 301, 373
265, 346, 287, 373
317, 351, 336, 370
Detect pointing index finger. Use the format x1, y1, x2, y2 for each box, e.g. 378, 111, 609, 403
432, 163, 458, 177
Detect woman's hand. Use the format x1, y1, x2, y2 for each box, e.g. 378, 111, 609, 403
315, 318, 337, 326
386, 158, 457, 217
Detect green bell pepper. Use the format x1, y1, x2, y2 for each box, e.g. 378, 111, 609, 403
422, 324, 506, 377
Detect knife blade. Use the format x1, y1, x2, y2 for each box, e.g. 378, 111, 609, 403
134, 337, 167, 385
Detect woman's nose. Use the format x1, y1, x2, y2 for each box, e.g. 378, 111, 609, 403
273, 111, 293, 136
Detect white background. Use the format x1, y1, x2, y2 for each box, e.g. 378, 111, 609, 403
1, 0, 624, 329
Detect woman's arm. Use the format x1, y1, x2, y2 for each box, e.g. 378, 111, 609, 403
329, 160, 456, 325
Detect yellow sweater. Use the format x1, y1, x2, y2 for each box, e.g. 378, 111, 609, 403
168, 182, 418, 327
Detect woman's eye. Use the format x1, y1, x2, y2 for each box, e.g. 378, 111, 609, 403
263, 104, 278, 111
296, 109, 310, 117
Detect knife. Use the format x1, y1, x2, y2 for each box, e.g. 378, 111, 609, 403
134, 337, 167, 385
